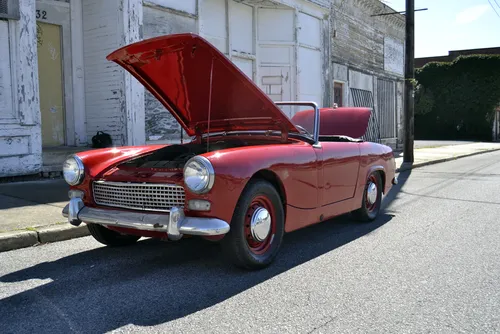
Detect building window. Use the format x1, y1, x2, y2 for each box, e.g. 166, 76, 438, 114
0, 0, 20, 20
334, 82, 344, 107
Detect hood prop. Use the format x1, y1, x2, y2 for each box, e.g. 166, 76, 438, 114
206, 56, 214, 152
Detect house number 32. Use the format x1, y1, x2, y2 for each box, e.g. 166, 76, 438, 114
36, 10, 47, 19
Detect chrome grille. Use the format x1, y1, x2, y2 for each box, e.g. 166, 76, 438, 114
93, 181, 185, 212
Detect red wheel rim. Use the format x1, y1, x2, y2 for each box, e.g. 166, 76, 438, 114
244, 195, 276, 255
365, 175, 378, 213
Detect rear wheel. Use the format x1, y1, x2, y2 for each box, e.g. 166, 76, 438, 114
87, 223, 141, 246
221, 180, 285, 270
351, 171, 383, 222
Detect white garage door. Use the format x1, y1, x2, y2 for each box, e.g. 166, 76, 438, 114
257, 8, 295, 116
297, 12, 323, 108
230, 1, 254, 80
199, 0, 228, 54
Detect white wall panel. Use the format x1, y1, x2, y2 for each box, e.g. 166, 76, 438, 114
0, 0, 42, 177
349, 70, 373, 92
230, 2, 253, 54
233, 57, 254, 80
143, 5, 197, 141
259, 45, 293, 65
298, 12, 321, 49
298, 47, 322, 105
83, 0, 125, 145
257, 8, 294, 43
199, 0, 227, 54
0, 21, 14, 121
144, 6, 197, 38
384, 36, 404, 76
145, 0, 196, 15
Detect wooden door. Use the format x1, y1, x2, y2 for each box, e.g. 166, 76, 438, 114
37, 21, 65, 147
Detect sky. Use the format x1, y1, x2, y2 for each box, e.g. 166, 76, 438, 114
383, 0, 500, 57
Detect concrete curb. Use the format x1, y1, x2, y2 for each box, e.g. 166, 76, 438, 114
37, 224, 90, 244
395, 148, 500, 173
0, 230, 39, 252
0, 224, 90, 253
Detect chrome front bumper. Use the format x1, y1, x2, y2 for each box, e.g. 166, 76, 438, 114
62, 197, 230, 241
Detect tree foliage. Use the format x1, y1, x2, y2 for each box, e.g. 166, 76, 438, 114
414, 55, 500, 141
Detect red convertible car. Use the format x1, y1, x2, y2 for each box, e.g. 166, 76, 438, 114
62, 33, 397, 269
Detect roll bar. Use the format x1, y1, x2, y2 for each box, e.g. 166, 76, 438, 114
275, 101, 320, 146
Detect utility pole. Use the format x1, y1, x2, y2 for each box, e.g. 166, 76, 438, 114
403, 0, 415, 163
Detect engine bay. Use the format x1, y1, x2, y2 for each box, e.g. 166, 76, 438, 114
120, 138, 263, 169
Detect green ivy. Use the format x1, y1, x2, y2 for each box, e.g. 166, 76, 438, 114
414, 55, 500, 141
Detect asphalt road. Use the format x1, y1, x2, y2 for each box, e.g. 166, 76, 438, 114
1, 151, 500, 334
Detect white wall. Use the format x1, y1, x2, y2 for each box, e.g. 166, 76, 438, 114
145, 0, 197, 15
229, 1, 255, 79
257, 7, 295, 116
0, 0, 42, 177
83, 0, 126, 145
384, 36, 404, 76
0, 21, 13, 121
82, 0, 145, 146
349, 70, 373, 92
297, 12, 322, 106
199, 0, 227, 54
144, 0, 329, 142
143, 2, 197, 141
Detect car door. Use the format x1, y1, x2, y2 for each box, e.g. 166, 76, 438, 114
319, 141, 361, 206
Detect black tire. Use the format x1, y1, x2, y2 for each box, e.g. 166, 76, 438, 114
351, 171, 383, 222
221, 179, 285, 270
87, 223, 141, 247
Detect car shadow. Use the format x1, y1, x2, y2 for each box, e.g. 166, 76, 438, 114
381, 168, 411, 211
0, 172, 410, 333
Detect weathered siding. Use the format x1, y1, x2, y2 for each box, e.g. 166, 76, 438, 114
82, 0, 126, 145
0, 0, 42, 177
331, 0, 404, 75
143, 3, 197, 141
145, 0, 197, 15
121, 0, 145, 146
331, 0, 405, 147
0, 20, 14, 120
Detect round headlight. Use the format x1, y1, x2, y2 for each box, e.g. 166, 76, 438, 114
63, 155, 85, 186
183, 156, 215, 194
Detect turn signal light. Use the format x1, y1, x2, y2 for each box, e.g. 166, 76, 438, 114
188, 200, 211, 211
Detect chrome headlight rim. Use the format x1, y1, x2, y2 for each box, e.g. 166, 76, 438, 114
183, 155, 215, 194
63, 155, 85, 186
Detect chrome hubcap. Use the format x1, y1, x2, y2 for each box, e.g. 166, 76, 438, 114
366, 182, 378, 205
250, 207, 271, 242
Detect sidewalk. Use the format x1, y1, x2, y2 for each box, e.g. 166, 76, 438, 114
1, 141, 500, 252
394, 142, 500, 171
0, 179, 89, 252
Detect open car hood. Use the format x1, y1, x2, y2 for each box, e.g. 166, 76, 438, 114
107, 33, 299, 137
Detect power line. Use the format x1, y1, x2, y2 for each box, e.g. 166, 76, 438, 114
488, 0, 500, 18
370, 8, 428, 17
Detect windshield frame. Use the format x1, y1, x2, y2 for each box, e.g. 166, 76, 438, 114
275, 101, 321, 147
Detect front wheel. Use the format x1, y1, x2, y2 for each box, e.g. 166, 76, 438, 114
87, 223, 141, 247
221, 180, 285, 270
351, 171, 383, 222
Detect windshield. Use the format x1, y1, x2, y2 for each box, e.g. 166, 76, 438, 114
276, 102, 319, 142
